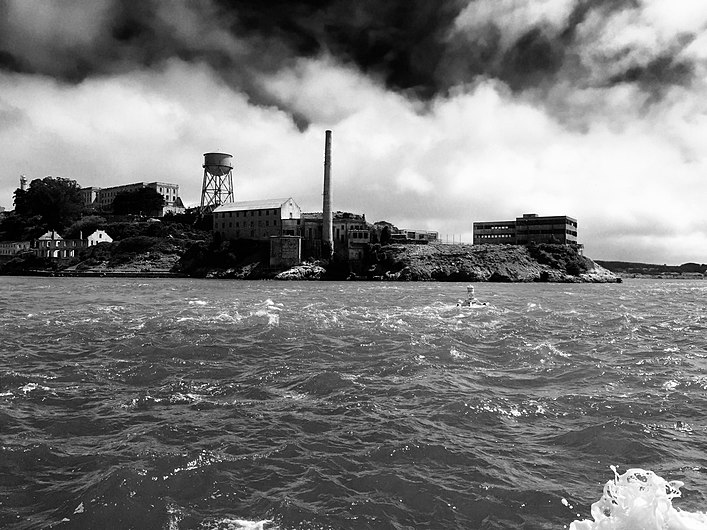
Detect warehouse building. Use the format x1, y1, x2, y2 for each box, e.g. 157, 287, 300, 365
212, 198, 301, 241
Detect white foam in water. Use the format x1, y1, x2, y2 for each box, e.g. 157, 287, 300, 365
202, 518, 274, 530
570, 467, 707, 529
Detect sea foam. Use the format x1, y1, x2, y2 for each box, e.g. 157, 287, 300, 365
571, 467, 707, 529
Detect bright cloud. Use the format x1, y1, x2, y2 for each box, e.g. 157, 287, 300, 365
1, 1, 706, 264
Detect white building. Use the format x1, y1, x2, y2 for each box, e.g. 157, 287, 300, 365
86, 229, 113, 246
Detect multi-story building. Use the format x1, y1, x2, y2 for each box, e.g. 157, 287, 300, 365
81, 187, 101, 209
32, 231, 83, 259
473, 214, 578, 246
515, 214, 578, 245
302, 211, 370, 261
472, 220, 517, 245
0, 240, 31, 256
212, 198, 301, 241
10, 230, 115, 259
82, 182, 184, 216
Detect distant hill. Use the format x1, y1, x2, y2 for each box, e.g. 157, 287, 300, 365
596, 260, 707, 277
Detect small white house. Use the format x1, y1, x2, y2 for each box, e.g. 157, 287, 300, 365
86, 229, 112, 246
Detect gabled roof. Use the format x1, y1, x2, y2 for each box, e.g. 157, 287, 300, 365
37, 231, 62, 240
214, 198, 295, 213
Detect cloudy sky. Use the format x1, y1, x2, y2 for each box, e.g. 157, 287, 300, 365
1, 0, 706, 264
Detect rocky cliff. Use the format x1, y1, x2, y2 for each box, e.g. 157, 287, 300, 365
361, 242, 620, 283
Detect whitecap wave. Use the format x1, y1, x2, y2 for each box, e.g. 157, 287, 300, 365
571, 467, 707, 529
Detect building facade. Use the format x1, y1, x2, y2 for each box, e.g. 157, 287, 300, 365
86, 229, 113, 247
31, 231, 83, 259
269, 236, 302, 268
212, 198, 301, 241
393, 229, 439, 243
302, 211, 370, 261
473, 214, 578, 246
0, 230, 114, 259
0, 240, 31, 256
82, 182, 184, 216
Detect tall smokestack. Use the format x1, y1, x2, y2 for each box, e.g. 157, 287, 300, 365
20, 175, 27, 191
323, 130, 334, 259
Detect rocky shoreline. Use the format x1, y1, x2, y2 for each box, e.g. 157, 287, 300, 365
176, 241, 620, 282
2, 240, 621, 283
355, 242, 620, 283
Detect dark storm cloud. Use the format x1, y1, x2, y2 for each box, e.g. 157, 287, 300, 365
0, 0, 699, 107
609, 54, 694, 92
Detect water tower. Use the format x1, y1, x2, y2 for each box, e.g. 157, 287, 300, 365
200, 152, 234, 213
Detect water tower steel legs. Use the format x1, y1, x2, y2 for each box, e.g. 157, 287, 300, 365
200, 168, 234, 213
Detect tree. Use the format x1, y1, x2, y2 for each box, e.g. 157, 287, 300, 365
380, 225, 392, 245
13, 176, 83, 230
112, 187, 165, 216
63, 215, 107, 239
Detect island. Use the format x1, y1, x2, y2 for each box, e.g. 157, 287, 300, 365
0, 217, 619, 282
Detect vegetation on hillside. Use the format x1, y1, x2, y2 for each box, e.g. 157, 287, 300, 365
13, 177, 83, 231
596, 260, 707, 276
526, 243, 592, 276
0, 177, 214, 274
112, 188, 164, 216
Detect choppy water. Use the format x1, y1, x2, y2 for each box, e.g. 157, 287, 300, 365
1, 277, 707, 529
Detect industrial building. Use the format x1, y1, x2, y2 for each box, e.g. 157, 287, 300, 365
81, 182, 184, 216
302, 211, 370, 262
473, 214, 578, 246
212, 198, 301, 241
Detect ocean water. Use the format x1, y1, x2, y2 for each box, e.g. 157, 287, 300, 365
1, 277, 706, 529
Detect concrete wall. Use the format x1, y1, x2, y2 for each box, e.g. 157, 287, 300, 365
269, 236, 302, 268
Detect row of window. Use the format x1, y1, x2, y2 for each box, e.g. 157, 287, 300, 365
218, 209, 281, 219
219, 219, 281, 230
517, 229, 575, 235
475, 225, 514, 230
33, 240, 82, 248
